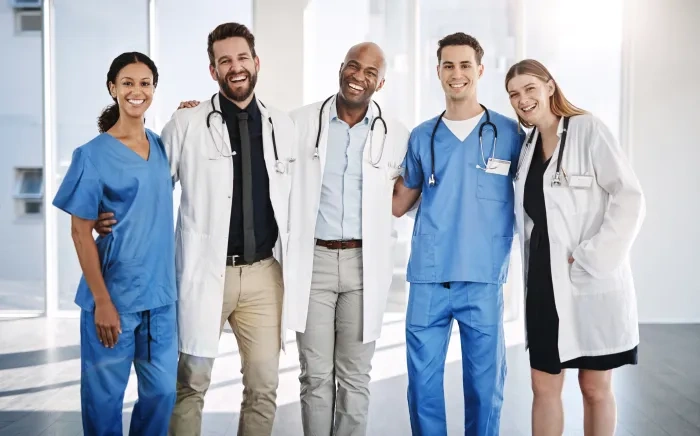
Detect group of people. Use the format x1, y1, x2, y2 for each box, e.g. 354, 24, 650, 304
52, 20, 645, 436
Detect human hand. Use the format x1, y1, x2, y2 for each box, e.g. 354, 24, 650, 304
94, 212, 116, 236
94, 299, 121, 348
178, 100, 200, 109
568, 256, 575, 264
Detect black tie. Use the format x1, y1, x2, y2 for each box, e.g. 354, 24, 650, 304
237, 112, 256, 263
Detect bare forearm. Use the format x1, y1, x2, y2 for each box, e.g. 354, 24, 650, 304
71, 218, 111, 304
392, 176, 421, 217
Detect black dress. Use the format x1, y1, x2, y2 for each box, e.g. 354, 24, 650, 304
524, 136, 638, 375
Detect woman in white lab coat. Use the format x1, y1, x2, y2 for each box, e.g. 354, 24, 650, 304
506, 59, 645, 436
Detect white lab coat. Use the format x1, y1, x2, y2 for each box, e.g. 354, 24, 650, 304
285, 95, 409, 344
161, 95, 295, 358
514, 114, 646, 362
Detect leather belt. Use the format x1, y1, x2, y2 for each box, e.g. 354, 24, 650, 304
315, 239, 362, 249
226, 250, 273, 266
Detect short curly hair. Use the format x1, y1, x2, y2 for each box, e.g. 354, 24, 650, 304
437, 32, 484, 65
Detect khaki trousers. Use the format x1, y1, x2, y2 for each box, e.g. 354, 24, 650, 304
168, 257, 283, 436
296, 246, 376, 436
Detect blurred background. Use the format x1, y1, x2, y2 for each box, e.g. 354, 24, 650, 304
0, 0, 698, 435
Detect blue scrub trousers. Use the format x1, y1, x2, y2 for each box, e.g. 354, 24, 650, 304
406, 282, 506, 436
80, 303, 178, 436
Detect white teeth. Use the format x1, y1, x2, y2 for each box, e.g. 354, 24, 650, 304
450, 83, 466, 88
230, 75, 246, 82
128, 99, 144, 105
348, 83, 364, 91
522, 103, 536, 112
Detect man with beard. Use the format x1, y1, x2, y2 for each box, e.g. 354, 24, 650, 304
284, 42, 409, 435
95, 22, 296, 436
392, 33, 524, 436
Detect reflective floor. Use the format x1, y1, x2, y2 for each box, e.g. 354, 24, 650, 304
0, 316, 697, 436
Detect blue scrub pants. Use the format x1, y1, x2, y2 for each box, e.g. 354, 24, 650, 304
406, 282, 506, 436
80, 303, 178, 436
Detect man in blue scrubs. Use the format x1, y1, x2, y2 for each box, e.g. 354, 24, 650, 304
393, 33, 525, 436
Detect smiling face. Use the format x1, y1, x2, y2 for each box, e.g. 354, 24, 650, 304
437, 45, 483, 102
506, 73, 555, 126
209, 36, 259, 102
338, 43, 386, 109
108, 62, 155, 120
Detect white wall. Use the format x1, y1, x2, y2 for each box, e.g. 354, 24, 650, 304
253, 0, 305, 112
0, 3, 45, 310
625, 0, 700, 322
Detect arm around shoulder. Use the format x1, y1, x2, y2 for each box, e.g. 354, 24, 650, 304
391, 124, 423, 217
160, 111, 185, 184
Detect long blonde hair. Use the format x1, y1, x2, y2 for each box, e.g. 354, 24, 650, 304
505, 59, 586, 128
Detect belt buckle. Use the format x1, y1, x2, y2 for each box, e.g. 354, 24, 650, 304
227, 255, 240, 266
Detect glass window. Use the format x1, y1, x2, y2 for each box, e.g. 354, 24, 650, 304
53, 0, 149, 311
0, 0, 45, 311
15, 168, 44, 199
523, 0, 624, 138
152, 0, 253, 133
418, 0, 519, 122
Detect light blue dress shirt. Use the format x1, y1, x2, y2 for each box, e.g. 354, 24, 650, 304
315, 100, 373, 240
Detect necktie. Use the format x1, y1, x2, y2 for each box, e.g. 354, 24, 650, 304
237, 112, 256, 263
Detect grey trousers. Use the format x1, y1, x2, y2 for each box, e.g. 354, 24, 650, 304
296, 246, 376, 436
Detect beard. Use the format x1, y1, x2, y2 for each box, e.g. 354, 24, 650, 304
218, 69, 258, 102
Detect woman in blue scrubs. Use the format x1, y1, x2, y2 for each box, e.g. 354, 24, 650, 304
53, 52, 178, 436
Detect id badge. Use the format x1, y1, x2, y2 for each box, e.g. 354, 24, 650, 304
569, 175, 594, 189
485, 158, 511, 176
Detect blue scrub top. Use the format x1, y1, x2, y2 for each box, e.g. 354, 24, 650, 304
53, 129, 177, 313
403, 109, 526, 285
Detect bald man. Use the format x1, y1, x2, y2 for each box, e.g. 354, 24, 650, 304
286, 42, 410, 435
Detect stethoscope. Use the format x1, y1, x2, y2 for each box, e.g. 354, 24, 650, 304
514, 116, 570, 187
427, 104, 497, 187
314, 94, 388, 167
205, 93, 294, 174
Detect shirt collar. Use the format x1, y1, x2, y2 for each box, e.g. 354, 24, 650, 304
218, 92, 261, 121
330, 96, 373, 125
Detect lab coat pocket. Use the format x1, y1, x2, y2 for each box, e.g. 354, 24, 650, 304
476, 170, 513, 203
408, 234, 435, 282
105, 259, 148, 306
569, 261, 621, 295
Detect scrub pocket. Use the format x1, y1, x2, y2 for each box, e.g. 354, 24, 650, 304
476, 170, 513, 203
